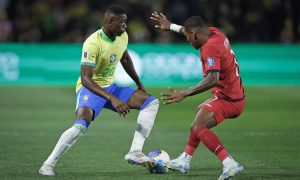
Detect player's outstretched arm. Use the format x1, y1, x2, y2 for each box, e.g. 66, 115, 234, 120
120, 50, 146, 92
150, 12, 186, 36
161, 87, 186, 105
161, 72, 219, 105
183, 71, 220, 97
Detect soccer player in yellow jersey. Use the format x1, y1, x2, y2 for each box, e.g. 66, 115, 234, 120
39, 5, 160, 176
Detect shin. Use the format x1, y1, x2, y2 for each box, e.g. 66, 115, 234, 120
129, 96, 159, 152
44, 120, 89, 166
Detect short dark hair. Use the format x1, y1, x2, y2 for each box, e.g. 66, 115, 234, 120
184, 16, 207, 29
105, 5, 126, 15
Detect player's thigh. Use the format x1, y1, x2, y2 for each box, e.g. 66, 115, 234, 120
191, 97, 219, 129
75, 86, 107, 121
191, 107, 217, 130
200, 98, 244, 125
104, 85, 150, 110
196, 97, 215, 112
127, 90, 151, 109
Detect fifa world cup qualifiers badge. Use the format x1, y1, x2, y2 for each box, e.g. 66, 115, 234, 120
82, 51, 90, 59
206, 57, 215, 67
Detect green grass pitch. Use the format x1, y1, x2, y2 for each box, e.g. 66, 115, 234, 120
0, 86, 300, 179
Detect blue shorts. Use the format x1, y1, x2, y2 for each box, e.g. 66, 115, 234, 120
75, 84, 137, 120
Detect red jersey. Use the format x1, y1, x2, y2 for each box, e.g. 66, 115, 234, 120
200, 27, 245, 101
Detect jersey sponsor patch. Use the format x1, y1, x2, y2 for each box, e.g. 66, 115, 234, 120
206, 57, 215, 67
82, 51, 90, 59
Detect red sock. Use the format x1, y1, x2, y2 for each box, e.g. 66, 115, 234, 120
184, 131, 200, 156
194, 126, 229, 161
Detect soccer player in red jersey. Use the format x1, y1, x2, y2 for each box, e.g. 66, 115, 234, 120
151, 12, 245, 179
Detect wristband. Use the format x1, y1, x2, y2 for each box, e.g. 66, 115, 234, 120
170, 23, 182, 33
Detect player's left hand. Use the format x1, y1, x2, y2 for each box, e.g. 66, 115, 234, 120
161, 87, 186, 105
150, 12, 171, 31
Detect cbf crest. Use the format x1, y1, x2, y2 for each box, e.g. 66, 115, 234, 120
110, 54, 117, 63
82, 95, 89, 102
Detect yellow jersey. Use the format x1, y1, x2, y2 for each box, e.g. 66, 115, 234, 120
76, 29, 128, 91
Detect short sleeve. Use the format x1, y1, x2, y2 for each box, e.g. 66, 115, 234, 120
201, 45, 221, 73
81, 40, 99, 67
122, 31, 128, 44
120, 31, 128, 49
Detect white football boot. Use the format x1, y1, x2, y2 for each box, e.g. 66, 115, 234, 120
218, 160, 244, 180
38, 163, 55, 176
169, 152, 191, 173
125, 151, 157, 170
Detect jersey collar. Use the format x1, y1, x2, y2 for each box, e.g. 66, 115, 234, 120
202, 31, 216, 47
99, 28, 114, 43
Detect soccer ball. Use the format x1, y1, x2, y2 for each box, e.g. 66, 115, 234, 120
148, 149, 170, 174
148, 149, 170, 164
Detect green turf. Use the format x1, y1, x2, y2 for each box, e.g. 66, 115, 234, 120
0, 86, 300, 179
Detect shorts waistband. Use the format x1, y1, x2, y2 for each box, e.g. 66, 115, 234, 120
223, 95, 245, 102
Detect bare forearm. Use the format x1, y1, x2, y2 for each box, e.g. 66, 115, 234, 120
81, 76, 112, 100
183, 78, 215, 97
121, 57, 142, 86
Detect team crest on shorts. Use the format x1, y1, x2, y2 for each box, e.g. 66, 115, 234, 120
83, 95, 89, 102
110, 54, 117, 63
207, 57, 215, 67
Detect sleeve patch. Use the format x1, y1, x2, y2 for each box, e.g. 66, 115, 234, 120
206, 57, 215, 67
82, 51, 90, 59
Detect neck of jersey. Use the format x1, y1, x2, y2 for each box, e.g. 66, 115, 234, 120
99, 28, 115, 43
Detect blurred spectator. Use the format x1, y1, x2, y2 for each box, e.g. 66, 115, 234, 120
0, 11, 12, 41
0, 0, 12, 41
1, 0, 299, 43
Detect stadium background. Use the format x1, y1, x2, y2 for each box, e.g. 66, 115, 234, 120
0, 0, 300, 179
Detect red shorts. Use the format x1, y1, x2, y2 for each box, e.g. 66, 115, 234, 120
202, 97, 245, 124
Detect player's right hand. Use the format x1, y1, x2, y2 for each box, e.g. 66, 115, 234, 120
161, 87, 186, 105
109, 95, 130, 117
150, 12, 171, 31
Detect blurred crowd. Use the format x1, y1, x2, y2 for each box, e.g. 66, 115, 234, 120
0, 0, 299, 43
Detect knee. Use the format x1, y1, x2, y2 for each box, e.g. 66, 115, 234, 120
140, 96, 159, 110
76, 107, 94, 123
190, 121, 207, 132
76, 116, 92, 125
